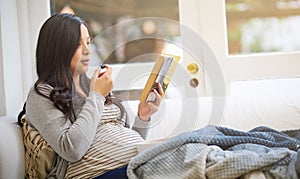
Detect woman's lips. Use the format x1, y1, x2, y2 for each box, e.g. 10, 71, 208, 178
81, 59, 89, 65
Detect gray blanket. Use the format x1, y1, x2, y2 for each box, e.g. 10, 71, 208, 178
127, 125, 300, 179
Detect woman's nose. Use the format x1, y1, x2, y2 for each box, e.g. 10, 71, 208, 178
82, 45, 91, 55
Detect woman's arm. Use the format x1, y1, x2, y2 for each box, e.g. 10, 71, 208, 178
132, 116, 151, 140
132, 84, 164, 139
26, 89, 105, 162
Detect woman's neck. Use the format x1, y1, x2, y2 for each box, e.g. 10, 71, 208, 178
73, 74, 87, 97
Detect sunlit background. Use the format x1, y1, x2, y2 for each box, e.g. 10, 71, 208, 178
51, 0, 181, 64
51, 0, 300, 58
226, 0, 300, 55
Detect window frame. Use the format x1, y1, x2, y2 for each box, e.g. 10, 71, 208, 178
179, 0, 300, 95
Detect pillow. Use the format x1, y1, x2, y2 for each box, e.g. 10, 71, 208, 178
20, 118, 56, 179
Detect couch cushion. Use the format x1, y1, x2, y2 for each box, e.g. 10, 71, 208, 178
222, 95, 300, 131
0, 115, 25, 179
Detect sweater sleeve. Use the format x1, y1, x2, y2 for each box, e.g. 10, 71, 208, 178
26, 89, 105, 162
132, 116, 151, 140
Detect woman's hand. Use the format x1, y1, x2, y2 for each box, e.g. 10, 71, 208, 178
90, 65, 113, 97
138, 83, 164, 121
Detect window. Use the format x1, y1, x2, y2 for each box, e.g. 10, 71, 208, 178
226, 0, 300, 55
179, 0, 300, 96
50, 0, 180, 64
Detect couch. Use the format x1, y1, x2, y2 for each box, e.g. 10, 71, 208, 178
0, 115, 25, 179
1, 94, 300, 178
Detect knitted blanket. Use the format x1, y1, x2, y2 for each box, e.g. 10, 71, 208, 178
127, 125, 300, 179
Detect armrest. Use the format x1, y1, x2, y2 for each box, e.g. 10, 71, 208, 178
0, 116, 25, 179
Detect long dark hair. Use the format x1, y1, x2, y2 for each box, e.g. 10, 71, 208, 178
34, 13, 125, 122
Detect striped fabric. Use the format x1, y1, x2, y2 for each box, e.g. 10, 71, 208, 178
65, 104, 144, 179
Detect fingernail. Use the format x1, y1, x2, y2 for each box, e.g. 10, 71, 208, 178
100, 64, 106, 69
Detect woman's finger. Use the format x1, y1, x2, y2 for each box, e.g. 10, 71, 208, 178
103, 65, 112, 76
156, 83, 164, 96
92, 66, 101, 78
152, 89, 161, 106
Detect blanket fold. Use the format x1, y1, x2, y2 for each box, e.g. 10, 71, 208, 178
127, 125, 300, 179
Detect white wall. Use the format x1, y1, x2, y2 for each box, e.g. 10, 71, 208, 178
0, 0, 50, 117
0, 8, 4, 116
0, 0, 23, 116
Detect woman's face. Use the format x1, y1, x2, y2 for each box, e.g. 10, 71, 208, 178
70, 24, 91, 76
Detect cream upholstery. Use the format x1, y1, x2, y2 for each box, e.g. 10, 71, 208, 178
0, 115, 25, 179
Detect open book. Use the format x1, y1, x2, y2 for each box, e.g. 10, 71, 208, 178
139, 54, 180, 102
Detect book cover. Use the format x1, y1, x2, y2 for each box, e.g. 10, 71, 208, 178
139, 54, 180, 102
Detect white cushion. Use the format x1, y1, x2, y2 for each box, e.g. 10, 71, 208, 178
222, 94, 300, 131
0, 115, 25, 179
130, 94, 300, 140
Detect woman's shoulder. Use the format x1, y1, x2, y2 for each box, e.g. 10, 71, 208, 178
27, 87, 46, 101
26, 86, 53, 110
25, 86, 63, 124
27, 87, 39, 101
27, 83, 53, 100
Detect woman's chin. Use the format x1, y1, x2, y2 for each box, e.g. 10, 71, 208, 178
74, 67, 88, 75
